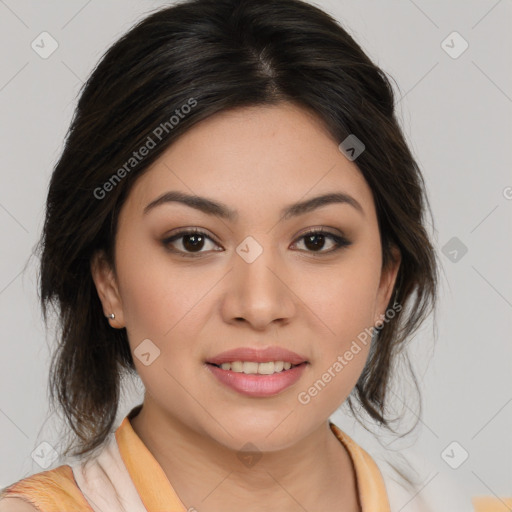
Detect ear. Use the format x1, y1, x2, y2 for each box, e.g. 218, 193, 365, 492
373, 245, 401, 327
90, 250, 125, 329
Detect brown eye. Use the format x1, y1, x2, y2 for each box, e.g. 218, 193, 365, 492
293, 230, 351, 254
162, 228, 351, 258
181, 233, 206, 252
162, 229, 221, 256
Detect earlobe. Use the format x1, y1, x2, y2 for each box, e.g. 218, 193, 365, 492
90, 250, 125, 328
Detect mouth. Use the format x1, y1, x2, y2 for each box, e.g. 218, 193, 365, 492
205, 347, 309, 397
206, 346, 308, 367
206, 360, 306, 375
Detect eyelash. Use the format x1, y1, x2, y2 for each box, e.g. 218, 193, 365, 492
161, 228, 352, 258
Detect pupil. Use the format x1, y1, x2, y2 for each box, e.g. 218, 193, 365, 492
305, 233, 325, 251
184, 234, 204, 251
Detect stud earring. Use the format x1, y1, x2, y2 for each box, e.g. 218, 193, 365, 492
108, 313, 115, 320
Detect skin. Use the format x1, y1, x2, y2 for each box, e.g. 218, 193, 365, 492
91, 102, 400, 512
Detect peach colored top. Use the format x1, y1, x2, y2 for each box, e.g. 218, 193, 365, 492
0, 405, 391, 511
1, 405, 508, 511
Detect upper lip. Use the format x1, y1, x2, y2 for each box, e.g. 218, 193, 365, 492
206, 347, 308, 365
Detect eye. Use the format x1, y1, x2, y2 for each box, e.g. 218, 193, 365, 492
161, 227, 352, 257
162, 228, 221, 256
291, 229, 351, 254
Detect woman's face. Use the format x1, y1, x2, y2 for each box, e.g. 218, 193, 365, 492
92, 102, 400, 451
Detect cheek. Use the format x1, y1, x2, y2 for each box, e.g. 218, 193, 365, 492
114, 234, 201, 343
330, 278, 378, 343
293, 249, 380, 409
296, 268, 377, 413
302, 254, 381, 344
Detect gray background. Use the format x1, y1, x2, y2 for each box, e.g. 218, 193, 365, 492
0, 0, 510, 507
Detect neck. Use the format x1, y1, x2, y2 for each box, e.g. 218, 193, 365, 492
130, 403, 360, 512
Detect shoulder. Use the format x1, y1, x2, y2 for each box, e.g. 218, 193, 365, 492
0, 464, 93, 512
329, 421, 474, 512
0, 497, 39, 512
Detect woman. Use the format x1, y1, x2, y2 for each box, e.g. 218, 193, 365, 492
0, 0, 448, 510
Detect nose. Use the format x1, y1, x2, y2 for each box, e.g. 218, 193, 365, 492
220, 241, 297, 331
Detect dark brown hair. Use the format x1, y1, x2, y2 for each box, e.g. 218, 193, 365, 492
38, 0, 438, 458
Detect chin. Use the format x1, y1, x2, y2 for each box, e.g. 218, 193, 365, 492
202, 412, 308, 453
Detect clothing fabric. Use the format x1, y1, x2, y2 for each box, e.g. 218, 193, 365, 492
1, 404, 391, 511
1, 405, 508, 511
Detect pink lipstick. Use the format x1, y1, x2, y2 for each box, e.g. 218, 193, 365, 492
205, 346, 309, 398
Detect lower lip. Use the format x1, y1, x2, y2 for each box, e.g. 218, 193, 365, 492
206, 363, 308, 398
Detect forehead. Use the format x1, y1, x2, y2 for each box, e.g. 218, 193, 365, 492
126, 103, 375, 220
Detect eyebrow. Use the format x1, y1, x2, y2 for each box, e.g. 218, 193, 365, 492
143, 190, 364, 220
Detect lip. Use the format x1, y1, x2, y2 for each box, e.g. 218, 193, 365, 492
206, 346, 308, 365
206, 362, 308, 398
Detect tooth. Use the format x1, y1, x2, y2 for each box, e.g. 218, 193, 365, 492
231, 361, 244, 372
217, 360, 296, 374
258, 362, 275, 374
243, 362, 259, 374
274, 361, 284, 372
